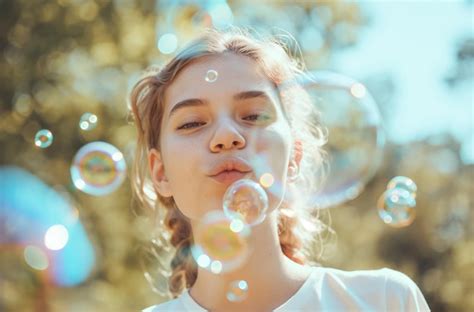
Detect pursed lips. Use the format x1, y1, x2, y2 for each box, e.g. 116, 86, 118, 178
208, 158, 253, 185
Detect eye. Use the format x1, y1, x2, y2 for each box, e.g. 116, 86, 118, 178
243, 114, 271, 122
177, 121, 206, 130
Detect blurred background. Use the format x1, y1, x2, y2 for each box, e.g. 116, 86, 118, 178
0, 0, 472, 311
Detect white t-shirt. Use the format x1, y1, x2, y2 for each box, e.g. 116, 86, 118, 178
142, 267, 430, 311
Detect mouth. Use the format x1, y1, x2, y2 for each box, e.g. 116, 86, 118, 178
210, 170, 252, 185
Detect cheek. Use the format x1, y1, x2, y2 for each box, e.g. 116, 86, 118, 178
162, 137, 210, 219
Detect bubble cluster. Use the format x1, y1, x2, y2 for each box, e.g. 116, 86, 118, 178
223, 179, 269, 226
378, 176, 418, 227
191, 211, 251, 274
226, 280, 249, 302
205, 69, 218, 82
294, 71, 385, 208
70, 141, 127, 196
79, 113, 98, 131
34, 129, 53, 148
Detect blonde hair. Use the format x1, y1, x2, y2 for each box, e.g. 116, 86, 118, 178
129, 27, 328, 298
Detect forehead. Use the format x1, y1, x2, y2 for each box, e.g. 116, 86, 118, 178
164, 53, 277, 108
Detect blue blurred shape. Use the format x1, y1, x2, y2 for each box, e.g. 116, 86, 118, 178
0, 166, 95, 287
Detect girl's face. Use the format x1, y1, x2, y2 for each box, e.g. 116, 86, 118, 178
149, 53, 295, 220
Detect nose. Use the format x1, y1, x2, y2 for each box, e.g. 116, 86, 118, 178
209, 119, 246, 153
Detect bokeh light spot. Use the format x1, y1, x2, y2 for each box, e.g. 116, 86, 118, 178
44, 224, 69, 251
24, 246, 49, 271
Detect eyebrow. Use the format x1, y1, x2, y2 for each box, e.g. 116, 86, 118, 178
168, 90, 273, 119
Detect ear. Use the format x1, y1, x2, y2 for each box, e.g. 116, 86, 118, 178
287, 139, 303, 182
148, 148, 173, 197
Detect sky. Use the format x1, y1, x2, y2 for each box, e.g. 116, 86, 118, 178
332, 0, 473, 163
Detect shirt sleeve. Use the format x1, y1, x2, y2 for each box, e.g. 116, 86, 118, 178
383, 268, 431, 311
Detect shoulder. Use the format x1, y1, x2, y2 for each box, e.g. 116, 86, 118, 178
318, 266, 393, 286
381, 268, 431, 311
314, 267, 430, 311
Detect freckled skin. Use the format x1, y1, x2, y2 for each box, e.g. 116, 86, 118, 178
151, 53, 293, 221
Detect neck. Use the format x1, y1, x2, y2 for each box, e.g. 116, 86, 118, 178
189, 209, 311, 311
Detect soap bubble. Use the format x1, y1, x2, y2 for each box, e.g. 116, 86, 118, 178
191, 211, 251, 274
70, 141, 127, 196
223, 179, 269, 226
205, 69, 218, 82
79, 113, 98, 131
34, 129, 53, 148
377, 187, 416, 228
226, 280, 249, 302
294, 70, 385, 208
387, 176, 417, 196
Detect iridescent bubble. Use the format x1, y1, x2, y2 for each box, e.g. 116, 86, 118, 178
226, 280, 249, 302
205, 69, 218, 83
70, 141, 127, 196
79, 113, 98, 131
34, 129, 53, 148
223, 179, 269, 226
387, 176, 417, 196
377, 187, 416, 228
191, 211, 251, 274
293, 71, 385, 208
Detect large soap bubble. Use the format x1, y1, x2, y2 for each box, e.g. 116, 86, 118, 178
296, 70, 385, 208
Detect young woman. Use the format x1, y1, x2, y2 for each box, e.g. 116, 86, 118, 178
130, 27, 430, 311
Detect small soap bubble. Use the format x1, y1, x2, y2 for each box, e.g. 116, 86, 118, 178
226, 280, 249, 302
34, 129, 53, 148
191, 211, 251, 274
205, 69, 218, 82
377, 187, 416, 228
223, 179, 269, 226
79, 113, 98, 131
387, 176, 417, 196
70, 141, 127, 196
